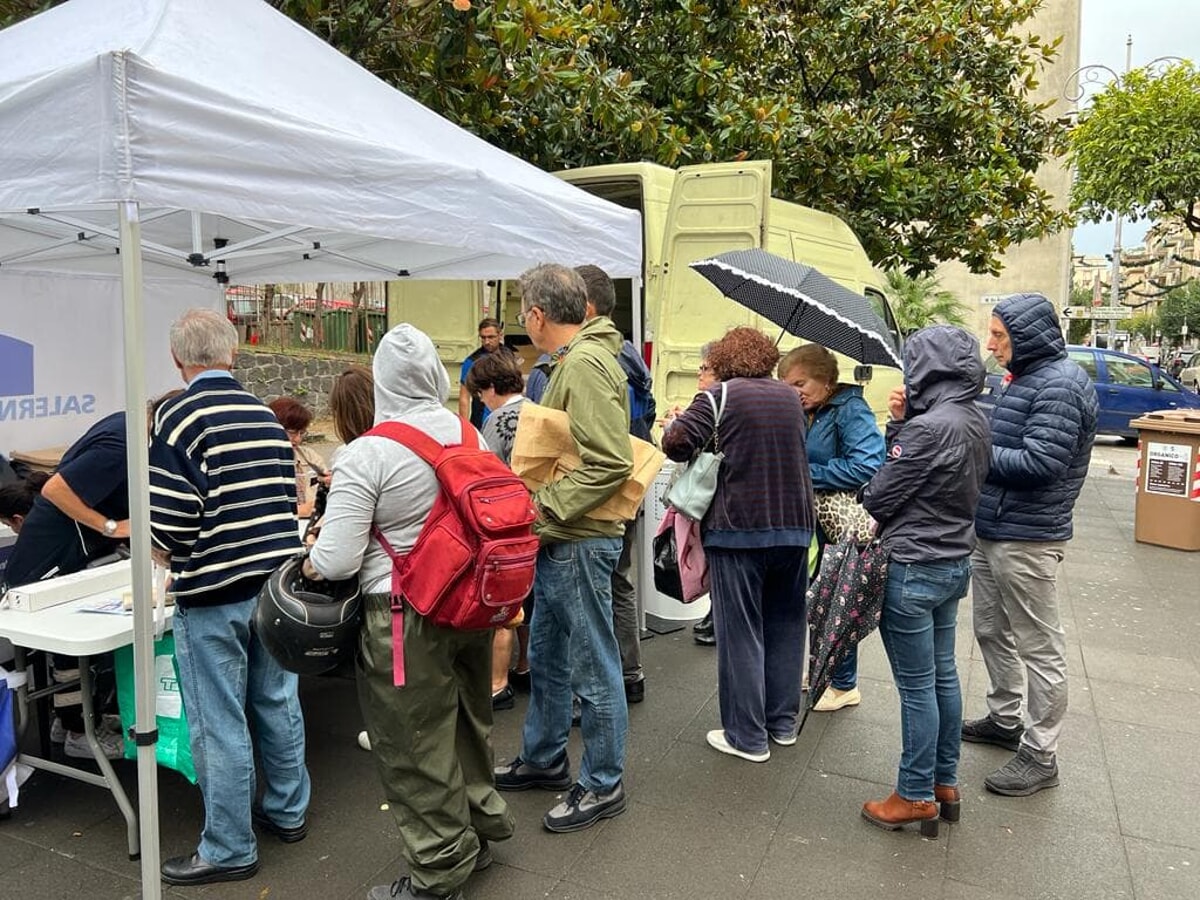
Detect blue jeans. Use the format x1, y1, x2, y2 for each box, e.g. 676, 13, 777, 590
522, 537, 626, 793
831, 646, 858, 690
877, 557, 971, 801
173, 591, 311, 866
708, 546, 808, 754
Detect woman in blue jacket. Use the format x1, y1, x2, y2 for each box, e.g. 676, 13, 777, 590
778, 345, 884, 712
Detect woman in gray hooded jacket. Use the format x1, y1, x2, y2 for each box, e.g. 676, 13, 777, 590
858, 325, 991, 837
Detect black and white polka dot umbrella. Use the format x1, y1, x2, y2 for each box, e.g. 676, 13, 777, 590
690, 248, 903, 369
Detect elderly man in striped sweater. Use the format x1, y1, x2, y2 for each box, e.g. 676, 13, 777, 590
150, 308, 310, 887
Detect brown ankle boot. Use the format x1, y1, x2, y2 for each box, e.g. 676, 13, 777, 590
934, 784, 961, 823
861, 791, 939, 837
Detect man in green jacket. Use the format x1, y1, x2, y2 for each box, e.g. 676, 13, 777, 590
494, 263, 634, 834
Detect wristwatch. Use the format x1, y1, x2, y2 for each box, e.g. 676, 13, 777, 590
103, 519, 118, 537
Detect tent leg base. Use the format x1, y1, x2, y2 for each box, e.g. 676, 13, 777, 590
643, 614, 686, 636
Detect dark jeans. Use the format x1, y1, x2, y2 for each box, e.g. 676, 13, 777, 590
708, 545, 808, 754
877, 557, 971, 801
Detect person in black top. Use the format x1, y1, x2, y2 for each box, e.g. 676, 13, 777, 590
458, 318, 516, 430
2, 412, 130, 760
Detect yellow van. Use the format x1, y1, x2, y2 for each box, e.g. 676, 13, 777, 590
388, 160, 903, 423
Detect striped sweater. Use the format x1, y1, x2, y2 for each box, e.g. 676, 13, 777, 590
149, 373, 301, 606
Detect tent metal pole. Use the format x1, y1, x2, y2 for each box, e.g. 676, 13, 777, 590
118, 199, 163, 900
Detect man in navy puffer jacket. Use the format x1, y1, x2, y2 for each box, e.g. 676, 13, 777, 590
964, 293, 1098, 798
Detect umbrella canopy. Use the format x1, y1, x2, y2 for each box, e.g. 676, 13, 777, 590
690, 249, 902, 368
803, 538, 889, 730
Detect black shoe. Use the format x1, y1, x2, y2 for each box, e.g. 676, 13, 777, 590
984, 748, 1060, 796
625, 679, 645, 704
961, 714, 1024, 752
491, 684, 515, 711
474, 839, 492, 872
508, 668, 532, 692
543, 781, 627, 833
367, 876, 463, 899
693, 612, 714, 640
494, 753, 573, 791
161, 852, 259, 886
251, 807, 308, 843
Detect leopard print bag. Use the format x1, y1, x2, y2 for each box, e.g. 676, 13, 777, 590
813, 490, 874, 545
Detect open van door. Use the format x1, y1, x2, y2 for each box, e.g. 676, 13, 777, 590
387, 279, 490, 405
654, 162, 771, 409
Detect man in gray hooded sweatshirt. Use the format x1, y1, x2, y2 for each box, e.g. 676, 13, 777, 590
307, 324, 514, 900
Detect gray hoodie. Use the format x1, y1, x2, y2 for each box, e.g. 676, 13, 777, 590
860, 326, 991, 564
309, 323, 484, 593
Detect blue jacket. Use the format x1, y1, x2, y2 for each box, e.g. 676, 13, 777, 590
975, 293, 1098, 543
806, 385, 884, 491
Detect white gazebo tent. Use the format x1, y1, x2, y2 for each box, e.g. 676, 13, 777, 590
0, 1, 642, 896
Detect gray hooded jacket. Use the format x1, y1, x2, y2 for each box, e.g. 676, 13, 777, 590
309, 323, 484, 594
860, 326, 992, 564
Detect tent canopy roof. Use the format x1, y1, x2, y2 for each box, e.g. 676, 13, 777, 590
0, 0, 643, 283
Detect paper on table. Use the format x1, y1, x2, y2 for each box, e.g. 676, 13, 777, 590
510, 403, 666, 522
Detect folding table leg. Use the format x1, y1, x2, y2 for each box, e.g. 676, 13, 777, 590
78, 656, 140, 859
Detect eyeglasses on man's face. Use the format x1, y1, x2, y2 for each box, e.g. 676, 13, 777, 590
517, 306, 541, 328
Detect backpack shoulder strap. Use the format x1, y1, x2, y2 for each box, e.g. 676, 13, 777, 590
366, 418, 478, 465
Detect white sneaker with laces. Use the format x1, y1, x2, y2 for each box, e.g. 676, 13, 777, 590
706, 729, 770, 763
64, 729, 125, 761
49, 716, 67, 743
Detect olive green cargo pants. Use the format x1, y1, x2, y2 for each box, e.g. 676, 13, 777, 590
357, 593, 515, 895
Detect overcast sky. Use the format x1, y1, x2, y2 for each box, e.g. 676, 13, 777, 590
1071, 0, 1198, 255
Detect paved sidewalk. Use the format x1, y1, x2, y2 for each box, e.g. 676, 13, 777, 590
1, 459, 1196, 899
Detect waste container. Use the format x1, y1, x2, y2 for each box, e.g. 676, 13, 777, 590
638, 460, 709, 633
1131, 410, 1200, 550
322, 309, 352, 352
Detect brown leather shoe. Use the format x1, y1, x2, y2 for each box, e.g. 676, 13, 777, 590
861, 791, 939, 837
934, 784, 961, 823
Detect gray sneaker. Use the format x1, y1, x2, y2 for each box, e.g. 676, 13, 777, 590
543, 781, 627, 833
984, 748, 1060, 796
366, 876, 462, 899
961, 714, 1024, 752
493, 753, 572, 792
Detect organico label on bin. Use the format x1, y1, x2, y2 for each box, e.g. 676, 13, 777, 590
1144, 442, 1191, 497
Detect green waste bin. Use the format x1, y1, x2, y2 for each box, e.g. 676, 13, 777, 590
321, 309, 352, 352
291, 310, 318, 347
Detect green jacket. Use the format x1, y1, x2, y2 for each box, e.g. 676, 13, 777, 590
534, 316, 633, 542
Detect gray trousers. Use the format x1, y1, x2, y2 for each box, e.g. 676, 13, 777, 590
970, 538, 1068, 762
612, 520, 643, 683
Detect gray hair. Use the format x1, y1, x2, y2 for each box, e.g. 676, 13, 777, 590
519, 263, 587, 325
699, 341, 714, 361
170, 308, 238, 368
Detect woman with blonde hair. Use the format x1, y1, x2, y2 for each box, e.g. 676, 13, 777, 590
777, 344, 884, 712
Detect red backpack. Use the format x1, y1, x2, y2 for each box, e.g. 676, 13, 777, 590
367, 420, 539, 684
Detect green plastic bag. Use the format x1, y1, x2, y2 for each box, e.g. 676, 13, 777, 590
114, 633, 197, 784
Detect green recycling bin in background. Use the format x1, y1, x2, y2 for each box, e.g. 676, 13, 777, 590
321, 309, 352, 352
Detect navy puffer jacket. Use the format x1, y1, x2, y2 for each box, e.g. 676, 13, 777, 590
975, 293, 1098, 542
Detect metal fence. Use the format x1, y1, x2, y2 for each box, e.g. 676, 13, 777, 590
226, 282, 388, 354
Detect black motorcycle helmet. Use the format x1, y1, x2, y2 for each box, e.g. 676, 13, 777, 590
255, 556, 362, 676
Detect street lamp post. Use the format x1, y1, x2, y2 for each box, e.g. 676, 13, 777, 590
1066, 36, 1185, 352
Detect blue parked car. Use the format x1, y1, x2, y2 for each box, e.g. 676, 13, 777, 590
979, 345, 1200, 440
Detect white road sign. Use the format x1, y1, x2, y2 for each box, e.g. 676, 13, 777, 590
1062, 306, 1132, 320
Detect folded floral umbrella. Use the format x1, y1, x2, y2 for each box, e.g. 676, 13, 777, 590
801, 537, 890, 733
690, 248, 902, 368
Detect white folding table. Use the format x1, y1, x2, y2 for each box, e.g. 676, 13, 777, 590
0, 591, 173, 859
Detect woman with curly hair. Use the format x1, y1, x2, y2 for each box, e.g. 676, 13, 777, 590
662, 327, 815, 762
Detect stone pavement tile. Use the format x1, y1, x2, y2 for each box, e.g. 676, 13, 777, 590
1081, 645, 1200, 690
1075, 610, 1196, 660
566, 800, 773, 899
1090, 678, 1200, 735
746, 770, 946, 900
487, 786, 604, 881
808, 713, 902, 788
1099, 720, 1199, 786
940, 879, 1032, 900
0, 832, 39, 874
635, 733, 808, 830
464, 858, 560, 899
1123, 836, 1200, 900
955, 711, 1120, 835
549, 882, 622, 900
945, 804, 1134, 900
1109, 770, 1200, 850
1, 850, 140, 900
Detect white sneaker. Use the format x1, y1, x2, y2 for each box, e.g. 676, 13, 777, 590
814, 686, 861, 712
63, 729, 125, 761
357, 730, 371, 752
49, 716, 67, 743
706, 729, 770, 763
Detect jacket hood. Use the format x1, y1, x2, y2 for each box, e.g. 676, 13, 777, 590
372, 323, 450, 421
572, 315, 625, 356
993, 293, 1066, 376
903, 325, 985, 415
829, 384, 866, 407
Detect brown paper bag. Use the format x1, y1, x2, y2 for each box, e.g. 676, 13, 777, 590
510, 403, 665, 522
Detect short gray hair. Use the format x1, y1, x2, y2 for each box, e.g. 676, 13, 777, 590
519, 264, 587, 325
170, 308, 238, 368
